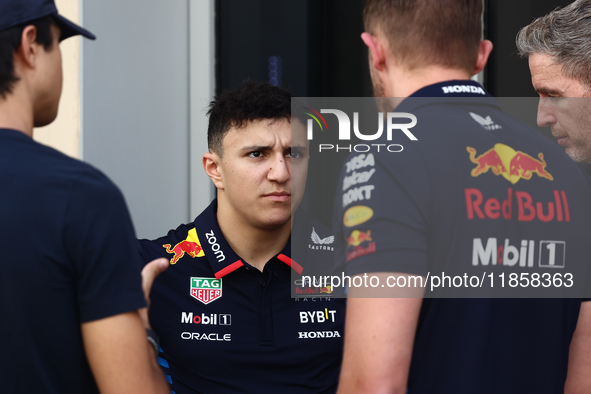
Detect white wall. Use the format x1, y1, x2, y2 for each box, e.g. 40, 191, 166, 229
81, 0, 214, 239
33, 0, 81, 158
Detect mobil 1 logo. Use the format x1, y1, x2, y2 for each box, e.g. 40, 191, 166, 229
539, 241, 565, 268
182, 312, 232, 325
472, 238, 565, 268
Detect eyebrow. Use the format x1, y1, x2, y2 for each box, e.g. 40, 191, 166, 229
241, 145, 272, 152
536, 87, 563, 96
241, 145, 308, 152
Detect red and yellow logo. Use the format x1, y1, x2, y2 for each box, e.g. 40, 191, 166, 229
343, 205, 373, 227
163, 228, 205, 264
467, 143, 553, 184
346, 230, 372, 247
319, 286, 333, 294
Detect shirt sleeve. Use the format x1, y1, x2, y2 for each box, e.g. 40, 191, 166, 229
63, 169, 146, 323
334, 150, 432, 278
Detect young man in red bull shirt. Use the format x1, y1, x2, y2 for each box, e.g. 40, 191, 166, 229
140, 82, 345, 393
0, 1, 169, 393
334, 1, 591, 393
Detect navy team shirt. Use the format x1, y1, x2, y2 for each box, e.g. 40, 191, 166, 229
141, 200, 345, 393
334, 81, 591, 393
0, 128, 146, 393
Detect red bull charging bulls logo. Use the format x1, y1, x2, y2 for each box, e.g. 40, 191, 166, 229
467, 143, 553, 184
320, 286, 333, 294
346, 230, 372, 247
346, 230, 376, 262
163, 228, 205, 264
465, 144, 567, 223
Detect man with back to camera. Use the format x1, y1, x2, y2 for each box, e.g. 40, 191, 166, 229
333, 0, 591, 393
140, 82, 345, 393
517, 1, 591, 390
0, 0, 169, 393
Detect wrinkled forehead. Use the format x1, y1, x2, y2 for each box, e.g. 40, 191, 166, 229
224, 118, 307, 148
290, 118, 308, 147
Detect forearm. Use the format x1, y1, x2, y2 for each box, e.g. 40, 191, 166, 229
337, 276, 423, 394
82, 311, 169, 394
565, 301, 591, 393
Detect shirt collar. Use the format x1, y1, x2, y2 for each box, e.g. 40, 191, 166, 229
0, 128, 33, 141
194, 199, 303, 278
410, 79, 492, 98
399, 79, 501, 113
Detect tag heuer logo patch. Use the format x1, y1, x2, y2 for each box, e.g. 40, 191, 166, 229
190, 277, 222, 304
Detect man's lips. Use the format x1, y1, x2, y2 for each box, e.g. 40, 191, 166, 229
553, 134, 568, 146
264, 192, 291, 202
551, 129, 568, 146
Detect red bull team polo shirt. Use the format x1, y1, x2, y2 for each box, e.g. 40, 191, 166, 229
140, 199, 344, 394
333, 80, 591, 393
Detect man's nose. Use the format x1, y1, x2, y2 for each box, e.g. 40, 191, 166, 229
267, 156, 290, 183
537, 97, 557, 128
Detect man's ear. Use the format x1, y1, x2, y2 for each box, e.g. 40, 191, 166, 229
15, 25, 40, 71
203, 152, 224, 190
361, 32, 387, 72
473, 39, 493, 76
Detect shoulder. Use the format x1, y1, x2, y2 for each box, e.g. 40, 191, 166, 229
61, 162, 133, 230
2, 131, 118, 189
139, 222, 199, 264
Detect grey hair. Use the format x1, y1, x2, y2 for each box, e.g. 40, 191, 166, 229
516, 0, 591, 88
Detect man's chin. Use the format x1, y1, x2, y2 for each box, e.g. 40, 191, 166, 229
565, 147, 590, 163
260, 211, 292, 230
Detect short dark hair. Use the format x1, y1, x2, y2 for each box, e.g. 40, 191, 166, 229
363, 0, 483, 72
207, 82, 294, 156
0, 15, 55, 98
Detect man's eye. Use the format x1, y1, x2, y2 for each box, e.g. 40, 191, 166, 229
248, 151, 262, 158
288, 149, 306, 159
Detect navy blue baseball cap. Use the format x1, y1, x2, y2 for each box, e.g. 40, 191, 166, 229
0, 0, 96, 41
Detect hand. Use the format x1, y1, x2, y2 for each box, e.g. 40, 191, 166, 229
139, 258, 169, 329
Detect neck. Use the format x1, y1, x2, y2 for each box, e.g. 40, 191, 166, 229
0, 86, 34, 137
216, 199, 291, 272
385, 65, 472, 97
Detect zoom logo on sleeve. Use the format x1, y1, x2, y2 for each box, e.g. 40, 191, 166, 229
205, 230, 226, 263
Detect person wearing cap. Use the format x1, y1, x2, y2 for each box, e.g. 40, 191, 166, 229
334, 0, 591, 393
139, 82, 345, 393
0, 1, 169, 393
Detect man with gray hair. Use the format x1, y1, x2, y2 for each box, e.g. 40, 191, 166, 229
517, 0, 591, 163
517, 2, 591, 392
